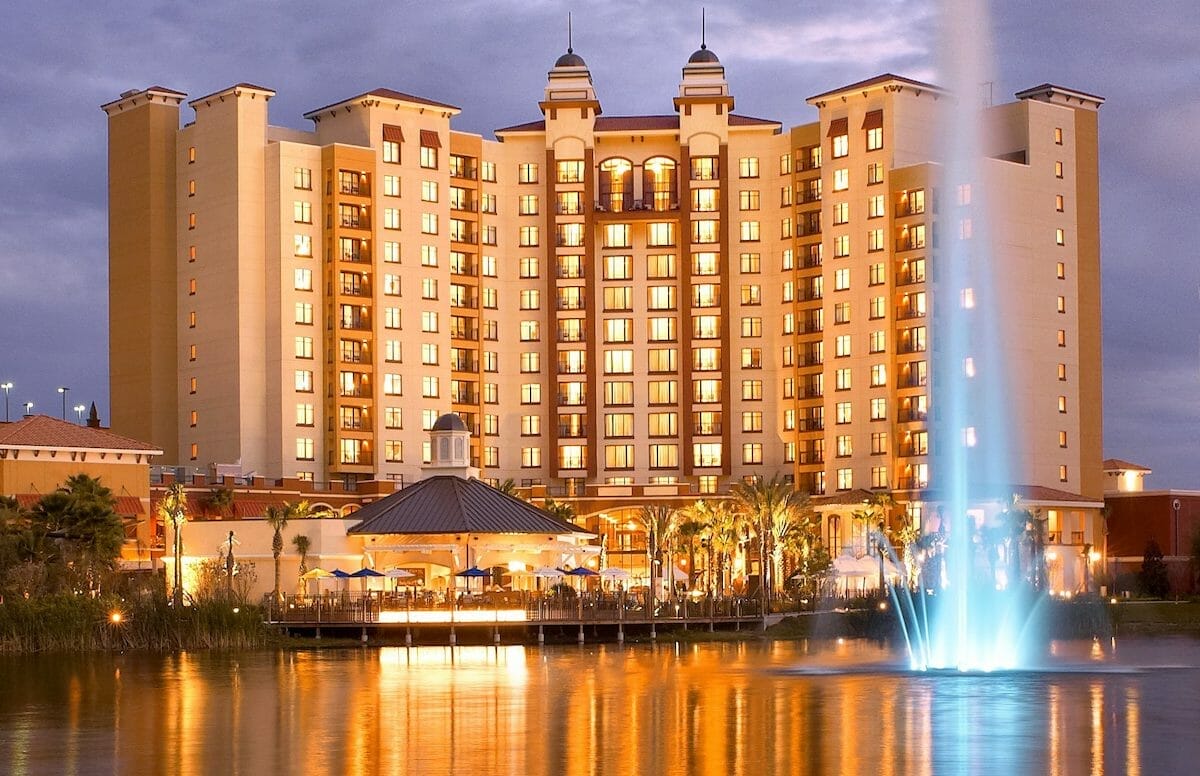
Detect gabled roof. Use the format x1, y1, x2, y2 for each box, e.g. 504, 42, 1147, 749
304, 88, 459, 119
0, 415, 161, 454
348, 476, 589, 536
495, 113, 780, 134
13, 493, 145, 515
1103, 458, 1151, 473
807, 73, 944, 103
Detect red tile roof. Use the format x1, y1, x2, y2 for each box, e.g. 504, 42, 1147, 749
496, 113, 779, 134
807, 73, 944, 103
1103, 458, 1151, 472
0, 415, 161, 453
11, 493, 145, 515
304, 88, 459, 119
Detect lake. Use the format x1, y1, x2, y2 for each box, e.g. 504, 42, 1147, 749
2, 637, 1199, 775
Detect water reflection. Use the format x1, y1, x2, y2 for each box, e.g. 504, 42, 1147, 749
0, 639, 1197, 775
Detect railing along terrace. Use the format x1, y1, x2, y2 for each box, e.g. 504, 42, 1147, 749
266, 590, 761, 625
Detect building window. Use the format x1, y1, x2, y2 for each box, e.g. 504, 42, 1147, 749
832, 133, 849, 159
867, 163, 884, 185
519, 226, 539, 247
521, 383, 541, 404
421, 180, 438, 202
294, 336, 313, 359
383, 139, 400, 164
691, 156, 718, 180
836, 402, 851, 425
1054, 161, 1064, 179
420, 145, 438, 170
739, 253, 761, 274
833, 168, 849, 191
740, 221, 761, 242
294, 370, 313, 393
739, 190, 760, 211
1059, 465, 1068, 483
1056, 228, 1066, 246
738, 157, 760, 178
871, 397, 887, 420
837, 468, 853, 491
866, 127, 883, 152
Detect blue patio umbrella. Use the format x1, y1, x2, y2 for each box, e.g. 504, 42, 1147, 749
564, 567, 599, 577
455, 567, 490, 577
329, 568, 352, 578
350, 568, 384, 577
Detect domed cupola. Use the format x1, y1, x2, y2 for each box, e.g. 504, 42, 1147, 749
426, 412, 479, 480
542, 15, 601, 119
675, 12, 732, 114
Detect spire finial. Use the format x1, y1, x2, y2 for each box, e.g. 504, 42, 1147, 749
567, 12, 573, 54
701, 7, 706, 50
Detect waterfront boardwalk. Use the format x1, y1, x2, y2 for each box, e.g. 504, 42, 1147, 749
266, 591, 764, 644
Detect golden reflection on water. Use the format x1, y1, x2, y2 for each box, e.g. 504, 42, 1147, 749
0, 639, 1191, 775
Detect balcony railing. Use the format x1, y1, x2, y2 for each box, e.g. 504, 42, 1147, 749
693, 423, 722, 436
897, 409, 928, 423
896, 305, 926, 320
797, 419, 824, 432
896, 477, 927, 490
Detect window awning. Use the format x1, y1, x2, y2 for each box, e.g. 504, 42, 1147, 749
382, 124, 404, 142
862, 110, 884, 130
826, 117, 848, 137
420, 129, 441, 148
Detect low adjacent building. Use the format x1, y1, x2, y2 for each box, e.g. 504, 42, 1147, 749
1104, 459, 1199, 594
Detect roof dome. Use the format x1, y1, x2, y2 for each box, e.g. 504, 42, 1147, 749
554, 50, 587, 68
431, 413, 467, 432
687, 46, 720, 64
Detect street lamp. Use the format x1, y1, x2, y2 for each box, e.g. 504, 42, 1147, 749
1, 382, 11, 422
22, 401, 33, 417
57, 387, 69, 420
74, 404, 86, 424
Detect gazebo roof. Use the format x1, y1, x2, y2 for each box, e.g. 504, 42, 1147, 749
348, 476, 590, 536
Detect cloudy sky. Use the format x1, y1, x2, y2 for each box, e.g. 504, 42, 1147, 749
0, 0, 1195, 487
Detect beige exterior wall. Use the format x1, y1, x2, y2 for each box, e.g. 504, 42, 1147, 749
105, 64, 1103, 514
103, 90, 181, 460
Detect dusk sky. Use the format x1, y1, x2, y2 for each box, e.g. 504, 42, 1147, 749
0, 1, 1195, 487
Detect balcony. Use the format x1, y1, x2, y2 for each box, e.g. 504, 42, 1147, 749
450, 294, 479, 310
340, 317, 371, 332
798, 384, 823, 400
339, 386, 371, 399
340, 349, 371, 365
557, 332, 586, 344
339, 282, 371, 298
896, 477, 928, 490
337, 453, 374, 467
896, 305, 926, 320
896, 236, 927, 252
897, 444, 928, 457
451, 230, 479, 245
557, 299, 586, 311
896, 270, 925, 286
450, 389, 480, 405
797, 451, 824, 465
558, 424, 587, 438
450, 326, 479, 341
557, 394, 588, 407
594, 198, 679, 216
450, 358, 479, 373
693, 423, 722, 436
339, 249, 370, 265
898, 409, 928, 423
450, 164, 478, 180
450, 262, 479, 277
797, 419, 824, 432
450, 199, 478, 213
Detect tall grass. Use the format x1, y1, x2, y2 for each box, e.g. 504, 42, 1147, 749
0, 594, 278, 653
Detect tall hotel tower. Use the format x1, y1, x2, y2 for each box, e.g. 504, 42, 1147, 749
104, 44, 1103, 518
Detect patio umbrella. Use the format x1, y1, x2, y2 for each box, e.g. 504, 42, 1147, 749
533, 566, 564, 578
350, 568, 384, 577
564, 567, 599, 577
329, 568, 352, 578
300, 567, 332, 580
456, 567, 489, 593
599, 567, 630, 580
384, 568, 415, 579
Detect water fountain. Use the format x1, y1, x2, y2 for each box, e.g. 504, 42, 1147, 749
885, 0, 1044, 672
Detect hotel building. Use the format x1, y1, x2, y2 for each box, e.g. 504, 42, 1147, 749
103, 44, 1104, 549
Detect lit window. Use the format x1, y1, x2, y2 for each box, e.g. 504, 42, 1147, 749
837, 469, 853, 491
833, 168, 849, 191
739, 190, 760, 211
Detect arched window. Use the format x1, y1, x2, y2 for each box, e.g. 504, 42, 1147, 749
598, 158, 633, 212
827, 515, 842, 556
642, 157, 678, 211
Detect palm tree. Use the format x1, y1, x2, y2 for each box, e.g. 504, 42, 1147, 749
732, 474, 802, 610
674, 517, 708, 591
292, 534, 311, 577
265, 504, 291, 603
705, 500, 742, 596
495, 479, 524, 500
852, 491, 898, 593
156, 483, 189, 607
541, 497, 577, 524
770, 491, 815, 594
637, 504, 678, 600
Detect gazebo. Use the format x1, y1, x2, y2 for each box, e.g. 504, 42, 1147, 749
347, 414, 596, 591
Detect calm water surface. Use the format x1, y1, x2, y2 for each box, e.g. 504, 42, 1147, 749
2, 637, 1200, 775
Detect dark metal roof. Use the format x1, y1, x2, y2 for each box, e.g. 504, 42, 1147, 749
555, 51, 587, 68
688, 46, 720, 64
1103, 458, 1151, 472
431, 413, 467, 432
348, 476, 589, 536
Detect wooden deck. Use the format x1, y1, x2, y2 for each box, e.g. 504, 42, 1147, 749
266, 591, 764, 644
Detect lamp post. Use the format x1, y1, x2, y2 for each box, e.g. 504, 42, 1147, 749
1, 382, 11, 422
57, 387, 69, 420
23, 401, 33, 417
74, 404, 86, 424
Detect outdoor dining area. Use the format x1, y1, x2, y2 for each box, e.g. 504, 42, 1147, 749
267, 563, 762, 630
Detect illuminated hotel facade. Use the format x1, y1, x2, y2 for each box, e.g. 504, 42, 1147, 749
103, 45, 1104, 526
